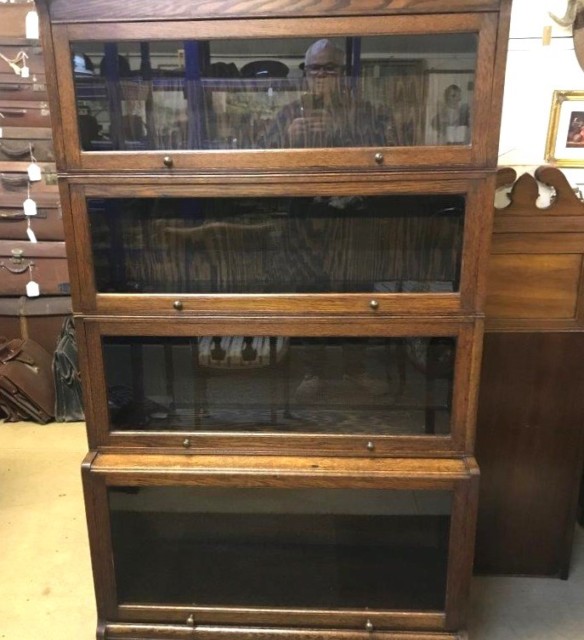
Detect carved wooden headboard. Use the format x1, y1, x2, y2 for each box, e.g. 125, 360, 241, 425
486, 166, 584, 332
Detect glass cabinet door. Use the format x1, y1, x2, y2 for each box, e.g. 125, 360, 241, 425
72, 34, 476, 152
108, 486, 452, 612
86, 194, 464, 297
93, 333, 464, 443
51, 13, 499, 170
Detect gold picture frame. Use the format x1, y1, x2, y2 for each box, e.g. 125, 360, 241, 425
545, 90, 584, 167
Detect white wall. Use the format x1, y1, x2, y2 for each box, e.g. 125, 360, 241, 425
499, 0, 584, 186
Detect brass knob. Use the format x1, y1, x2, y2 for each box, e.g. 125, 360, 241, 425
370, 300, 379, 310
365, 619, 374, 632
186, 614, 194, 626
183, 438, 191, 449
366, 441, 375, 452
173, 300, 183, 311
374, 152, 384, 164
163, 156, 174, 168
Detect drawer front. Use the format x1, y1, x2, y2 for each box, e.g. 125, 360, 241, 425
64, 176, 491, 317
78, 317, 482, 455
0, 72, 48, 102
0, 240, 70, 295
83, 454, 478, 633
0, 100, 51, 128
0, 204, 63, 240
47, 11, 504, 171
0, 128, 54, 162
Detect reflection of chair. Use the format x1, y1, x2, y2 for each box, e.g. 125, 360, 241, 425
163, 221, 291, 426
193, 336, 291, 427
162, 220, 278, 293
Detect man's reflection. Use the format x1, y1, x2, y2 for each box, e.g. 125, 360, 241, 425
259, 39, 396, 148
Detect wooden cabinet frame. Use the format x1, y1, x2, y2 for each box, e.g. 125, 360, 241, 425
82, 453, 479, 636
60, 175, 495, 317
77, 317, 483, 456
45, 12, 500, 172
36, 0, 512, 637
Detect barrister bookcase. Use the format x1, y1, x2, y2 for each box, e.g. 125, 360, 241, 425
37, 1, 511, 638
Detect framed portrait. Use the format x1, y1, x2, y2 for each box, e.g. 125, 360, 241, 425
545, 90, 584, 167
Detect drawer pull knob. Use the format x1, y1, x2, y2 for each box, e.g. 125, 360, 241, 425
366, 441, 375, 452
163, 156, 174, 168
374, 152, 384, 164
365, 619, 374, 632
173, 300, 183, 311
369, 300, 379, 310
186, 614, 194, 626
183, 438, 191, 449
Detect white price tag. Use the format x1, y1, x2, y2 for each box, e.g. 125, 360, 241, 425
27, 163, 42, 182
23, 198, 37, 216
21, 65, 30, 79
25, 11, 39, 39
26, 227, 37, 243
26, 280, 40, 298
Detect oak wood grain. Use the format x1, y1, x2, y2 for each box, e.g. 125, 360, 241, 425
43, 0, 502, 23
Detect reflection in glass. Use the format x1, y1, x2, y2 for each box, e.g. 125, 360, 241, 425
72, 34, 476, 151
109, 486, 452, 609
88, 195, 464, 294
103, 336, 455, 435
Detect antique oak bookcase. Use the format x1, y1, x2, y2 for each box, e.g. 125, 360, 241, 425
37, 1, 511, 638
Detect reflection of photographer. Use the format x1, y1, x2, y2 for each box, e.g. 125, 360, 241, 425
259, 39, 396, 148
431, 84, 470, 145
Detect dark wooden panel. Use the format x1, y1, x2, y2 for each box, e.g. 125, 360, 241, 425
475, 332, 584, 577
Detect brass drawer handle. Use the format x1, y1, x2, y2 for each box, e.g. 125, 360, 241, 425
369, 300, 379, 310
173, 300, 183, 311
163, 156, 174, 168
374, 152, 384, 164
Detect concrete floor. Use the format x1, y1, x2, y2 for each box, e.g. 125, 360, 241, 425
0, 421, 583, 640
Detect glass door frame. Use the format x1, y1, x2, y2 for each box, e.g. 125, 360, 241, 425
78, 316, 483, 456
62, 174, 494, 317
82, 452, 479, 633
48, 12, 499, 172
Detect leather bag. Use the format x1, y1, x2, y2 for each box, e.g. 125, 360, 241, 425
0, 337, 55, 424
53, 317, 84, 422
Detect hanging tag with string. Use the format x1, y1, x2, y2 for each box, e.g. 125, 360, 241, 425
0, 50, 29, 76
25, 10, 40, 40
27, 143, 42, 182
23, 181, 37, 215
23, 182, 38, 242
26, 263, 40, 298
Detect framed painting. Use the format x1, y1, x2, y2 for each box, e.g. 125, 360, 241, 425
545, 90, 584, 167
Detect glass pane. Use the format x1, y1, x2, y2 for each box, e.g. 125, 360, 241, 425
103, 336, 455, 435
88, 195, 464, 294
109, 487, 452, 610
72, 34, 476, 151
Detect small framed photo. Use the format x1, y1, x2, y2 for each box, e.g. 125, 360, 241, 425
545, 90, 584, 167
